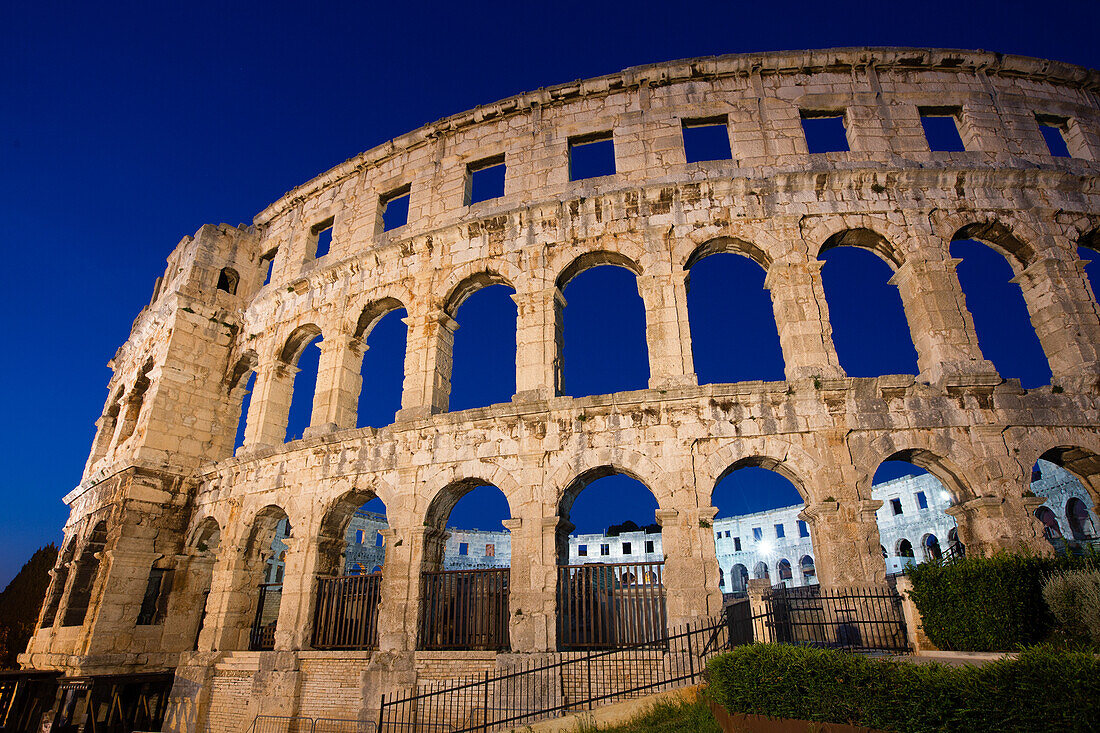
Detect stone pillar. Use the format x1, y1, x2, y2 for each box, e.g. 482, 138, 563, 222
893, 575, 936, 652
764, 260, 845, 381
512, 287, 564, 402
200, 543, 252, 652
273, 536, 312, 650
375, 525, 442, 652
656, 507, 721, 626
397, 309, 456, 420
889, 254, 998, 383
946, 495, 1052, 557
1012, 254, 1100, 384
505, 515, 557, 652
746, 579, 773, 643
242, 359, 297, 448
636, 272, 697, 390
308, 334, 365, 433
799, 499, 887, 586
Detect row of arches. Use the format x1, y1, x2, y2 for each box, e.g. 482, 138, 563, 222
219, 220, 1100, 452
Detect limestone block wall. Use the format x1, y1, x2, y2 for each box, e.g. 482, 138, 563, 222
20, 46, 1100, 733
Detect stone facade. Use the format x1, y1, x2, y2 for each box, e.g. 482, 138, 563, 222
18, 47, 1100, 732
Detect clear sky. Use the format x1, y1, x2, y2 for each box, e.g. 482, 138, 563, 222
2, 0, 1099, 587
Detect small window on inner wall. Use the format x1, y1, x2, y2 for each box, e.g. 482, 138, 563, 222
775, 523, 785, 539
466, 154, 506, 204
724, 531, 731, 538
919, 107, 967, 152
752, 527, 763, 541
569, 131, 616, 180
260, 249, 278, 286
916, 491, 928, 510
578, 544, 588, 557
355, 530, 364, 545
682, 116, 732, 163
459, 542, 468, 556
380, 185, 411, 231
485, 544, 495, 557
136, 568, 172, 625
375, 532, 384, 547
311, 217, 334, 259
600, 544, 610, 556
216, 267, 239, 295
801, 110, 849, 153
645, 540, 654, 553
891, 498, 904, 516
622, 542, 632, 555
797, 521, 809, 538
733, 537, 742, 551
1036, 114, 1072, 157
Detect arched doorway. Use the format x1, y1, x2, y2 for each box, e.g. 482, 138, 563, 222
228, 506, 290, 652
799, 555, 816, 583
921, 534, 942, 561
556, 470, 665, 649
1067, 498, 1096, 541
1034, 506, 1063, 544
730, 564, 750, 596
753, 561, 770, 580
872, 454, 961, 572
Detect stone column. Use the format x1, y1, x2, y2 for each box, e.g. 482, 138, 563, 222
512, 287, 564, 402
656, 507, 721, 626
273, 536, 313, 651
1012, 254, 1100, 384
946, 495, 1052, 557
889, 254, 998, 383
375, 525, 443, 652
746, 579, 774, 643
397, 309, 457, 420
764, 260, 845, 381
308, 334, 365, 433
799, 499, 887, 586
505, 515, 557, 652
242, 359, 297, 448
636, 272, 697, 390
200, 543, 253, 652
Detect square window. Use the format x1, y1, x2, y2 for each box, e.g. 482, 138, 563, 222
733, 537, 742, 551
798, 520, 809, 538
645, 540, 654, 553
1037, 116, 1071, 157
891, 498, 904, 516
485, 543, 495, 557
311, 217, 334, 258
916, 491, 928, 510
682, 117, 732, 163
578, 544, 588, 557
752, 527, 763, 541
600, 543, 610, 556
919, 109, 966, 152
467, 155, 506, 204
775, 523, 785, 539
622, 542, 632, 555
459, 542, 468, 556
800, 112, 849, 153
569, 132, 615, 180
725, 531, 731, 538
380, 185, 411, 231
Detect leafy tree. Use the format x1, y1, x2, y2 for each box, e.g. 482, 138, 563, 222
0, 544, 58, 669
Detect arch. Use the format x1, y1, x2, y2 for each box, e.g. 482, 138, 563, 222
114, 359, 153, 446
683, 236, 772, 272
217, 267, 240, 295
799, 555, 816, 581
1066, 497, 1096, 540
1036, 445, 1100, 498
227, 351, 259, 392
244, 505, 291, 556
777, 558, 793, 581
279, 323, 324, 364
896, 538, 914, 558
1034, 506, 1062, 541
753, 561, 769, 580
921, 533, 942, 561
555, 250, 643, 291
188, 516, 222, 554
866, 447, 974, 504
40, 538, 78, 628
441, 267, 517, 316
731, 564, 749, 593
552, 451, 672, 519
61, 520, 109, 627
424, 477, 513, 531
711, 455, 810, 505
950, 219, 1037, 271
352, 297, 407, 341
818, 227, 904, 269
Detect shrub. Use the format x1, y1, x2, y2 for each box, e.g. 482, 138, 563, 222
906, 552, 1098, 651
705, 644, 1100, 733
1043, 569, 1100, 645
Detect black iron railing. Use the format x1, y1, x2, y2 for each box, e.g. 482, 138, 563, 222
754, 584, 909, 653
556, 561, 666, 650
419, 568, 510, 651
249, 715, 375, 733
313, 573, 382, 650
250, 583, 283, 651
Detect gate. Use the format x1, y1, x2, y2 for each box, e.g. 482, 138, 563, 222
312, 573, 382, 650
418, 568, 509, 650
250, 583, 282, 651
556, 561, 666, 650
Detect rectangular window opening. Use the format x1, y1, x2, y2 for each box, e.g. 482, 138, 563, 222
355, 530, 364, 545
645, 540, 655, 553
311, 217, 334, 259
919, 107, 967, 152
485, 544, 495, 557
891, 498, 904, 516
800, 111, 849, 153
733, 537, 742, 551
775, 523, 786, 539
724, 531, 731, 538
466, 154, 506, 205
622, 542, 632, 555
752, 527, 763, 541
578, 544, 588, 557
260, 248, 278, 286
458, 542, 468, 556
380, 185, 411, 231
600, 543, 610, 556
916, 491, 928, 510
682, 116, 732, 163
798, 520, 809, 538
136, 568, 172, 626
568, 131, 616, 181
1037, 115, 1072, 157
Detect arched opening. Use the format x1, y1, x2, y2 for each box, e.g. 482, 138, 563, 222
354, 301, 408, 428
557, 469, 664, 649
1034, 506, 1063, 544
684, 245, 784, 384
228, 506, 290, 651
873, 455, 961, 573
559, 255, 648, 397
312, 493, 387, 650
447, 279, 517, 411
114, 360, 153, 447
753, 561, 770, 580
950, 234, 1051, 387
1066, 498, 1096, 541
227, 351, 258, 454
731, 563, 749, 594
799, 555, 816, 583
1080, 235, 1100, 304
282, 326, 323, 442
819, 233, 918, 377
420, 480, 512, 650
61, 521, 108, 627
39, 540, 77, 628
1029, 455, 1100, 553
88, 387, 124, 467
711, 460, 815, 596
776, 558, 793, 584
217, 267, 240, 295
182, 518, 220, 650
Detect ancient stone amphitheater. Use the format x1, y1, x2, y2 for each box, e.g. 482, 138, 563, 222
18, 47, 1100, 732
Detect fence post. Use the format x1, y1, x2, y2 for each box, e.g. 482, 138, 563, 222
687, 622, 696, 681
482, 670, 489, 732
586, 655, 592, 710
377, 694, 384, 733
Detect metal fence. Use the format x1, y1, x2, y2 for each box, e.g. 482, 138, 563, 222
313, 574, 382, 650
419, 568, 510, 651
380, 611, 729, 732
249, 715, 375, 733
556, 561, 666, 650
250, 583, 283, 651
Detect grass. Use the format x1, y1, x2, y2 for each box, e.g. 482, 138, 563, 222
579, 696, 720, 733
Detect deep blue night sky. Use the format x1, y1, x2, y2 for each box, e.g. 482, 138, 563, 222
2, 0, 1099, 586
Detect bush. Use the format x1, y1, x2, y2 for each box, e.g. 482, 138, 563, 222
1043, 569, 1100, 645
906, 552, 1098, 651
705, 644, 1100, 733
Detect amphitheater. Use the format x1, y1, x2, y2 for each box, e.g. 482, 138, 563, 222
12, 46, 1100, 733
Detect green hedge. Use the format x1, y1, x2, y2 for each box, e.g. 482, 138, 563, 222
907, 552, 1098, 651
706, 644, 1100, 733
